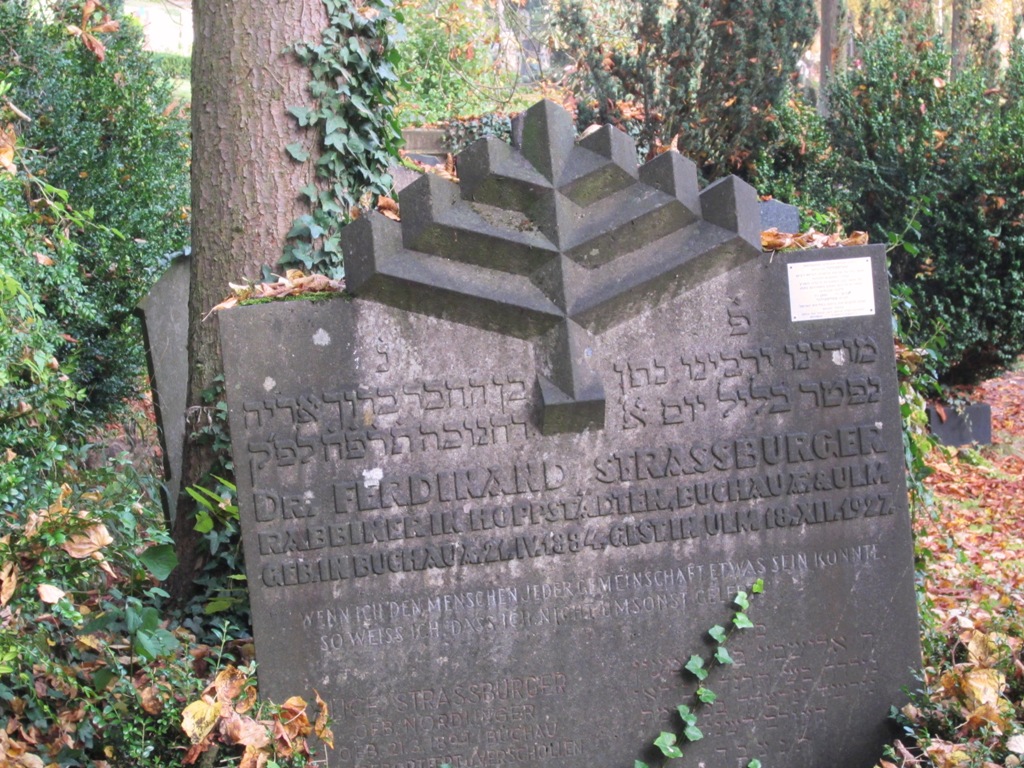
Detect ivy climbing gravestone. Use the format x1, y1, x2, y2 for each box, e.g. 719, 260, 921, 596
219, 100, 920, 768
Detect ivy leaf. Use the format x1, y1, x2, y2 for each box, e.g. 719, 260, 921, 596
708, 624, 727, 644
715, 646, 734, 665
205, 596, 235, 614
325, 114, 349, 134
683, 724, 704, 742
734, 590, 749, 610
752, 578, 764, 594
696, 686, 717, 704
325, 131, 348, 151
139, 544, 178, 581
134, 627, 179, 661
733, 612, 754, 629
286, 143, 310, 162
684, 654, 708, 681
747, 760, 763, 768
653, 731, 683, 759
287, 106, 316, 127
194, 509, 214, 534
677, 704, 696, 726
286, 216, 313, 240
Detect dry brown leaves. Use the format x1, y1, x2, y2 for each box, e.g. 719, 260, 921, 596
900, 364, 1024, 761
916, 365, 1024, 628
399, 151, 458, 184
206, 270, 345, 318
761, 227, 870, 251
65, 0, 120, 61
0, 123, 17, 175
0, 485, 117, 616
182, 666, 332, 768
377, 194, 400, 221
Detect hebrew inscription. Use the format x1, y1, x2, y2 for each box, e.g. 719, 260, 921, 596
221, 100, 920, 768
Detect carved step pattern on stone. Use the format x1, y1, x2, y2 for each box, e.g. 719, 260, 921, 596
341, 100, 761, 435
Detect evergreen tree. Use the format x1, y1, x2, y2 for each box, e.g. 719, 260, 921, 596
554, 0, 817, 180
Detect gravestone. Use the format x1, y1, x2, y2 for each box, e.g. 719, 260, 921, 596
220, 100, 920, 768
136, 249, 190, 524
759, 199, 801, 234
927, 402, 993, 446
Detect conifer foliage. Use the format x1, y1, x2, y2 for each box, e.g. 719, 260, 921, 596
554, 0, 817, 180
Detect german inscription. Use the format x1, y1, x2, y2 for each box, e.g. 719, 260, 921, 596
220, 101, 920, 768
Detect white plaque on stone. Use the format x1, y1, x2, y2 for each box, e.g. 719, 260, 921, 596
788, 256, 875, 322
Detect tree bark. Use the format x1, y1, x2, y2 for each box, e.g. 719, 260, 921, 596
951, 0, 971, 76
168, 0, 327, 603
818, 0, 841, 116
494, 0, 522, 76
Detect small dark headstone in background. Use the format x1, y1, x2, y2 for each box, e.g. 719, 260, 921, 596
927, 402, 993, 446
760, 198, 801, 232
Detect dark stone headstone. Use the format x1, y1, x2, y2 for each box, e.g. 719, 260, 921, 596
927, 402, 993, 446
136, 250, 190, 524
760, 199, 801, 233
220, 101, 920, 768
388, 163, 425, 194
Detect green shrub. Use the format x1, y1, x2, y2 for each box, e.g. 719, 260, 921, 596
0, 0, 190, 424
751, 87, 843, 231
552, 0, 816, 178
395, 0, 525, 126
441, 111, 514, 154
822, 27, 1024, 383
0, 164, 84, 514
152, 51, 191, 80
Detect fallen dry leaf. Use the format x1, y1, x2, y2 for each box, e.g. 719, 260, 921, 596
139, 686, 164, 716
961, 667, 1006, 709
220, 709, 270, 750
399, 151, 459, 183
238, 743, 269, 768
213, 665, 247, 704
1, 559, 18, 606
206, 270, 344, 318
0, 124, 17, 174
761, 227, 870, 252
61, 524, 113, 559
182, 698, 221, 744
314, 689, 334, 749
1008, 733, 1024, 754
377, 194, 400, 221
36, 584, 65, 604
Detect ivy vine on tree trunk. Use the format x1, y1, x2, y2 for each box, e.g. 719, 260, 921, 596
282, 0, 404, 279
173, 0, 401, 605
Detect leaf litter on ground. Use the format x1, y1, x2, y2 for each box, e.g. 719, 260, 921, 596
887, 362, 1024, 767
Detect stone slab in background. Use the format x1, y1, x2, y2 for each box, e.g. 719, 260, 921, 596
927, 402, 993, 446
402, 127, 447, 156
136, 250, 190, 524
760, 198, 801, 233
220, 101, 920, 768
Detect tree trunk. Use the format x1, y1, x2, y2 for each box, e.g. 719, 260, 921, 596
167, 0, 327, 603
494, 0, 522, 76
818, 0, 841, 117
951, 0, 971, 76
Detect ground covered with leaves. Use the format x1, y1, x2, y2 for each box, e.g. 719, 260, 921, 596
884, 364, 1024, 767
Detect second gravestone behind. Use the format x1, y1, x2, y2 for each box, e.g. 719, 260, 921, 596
220, 101, 920, 768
